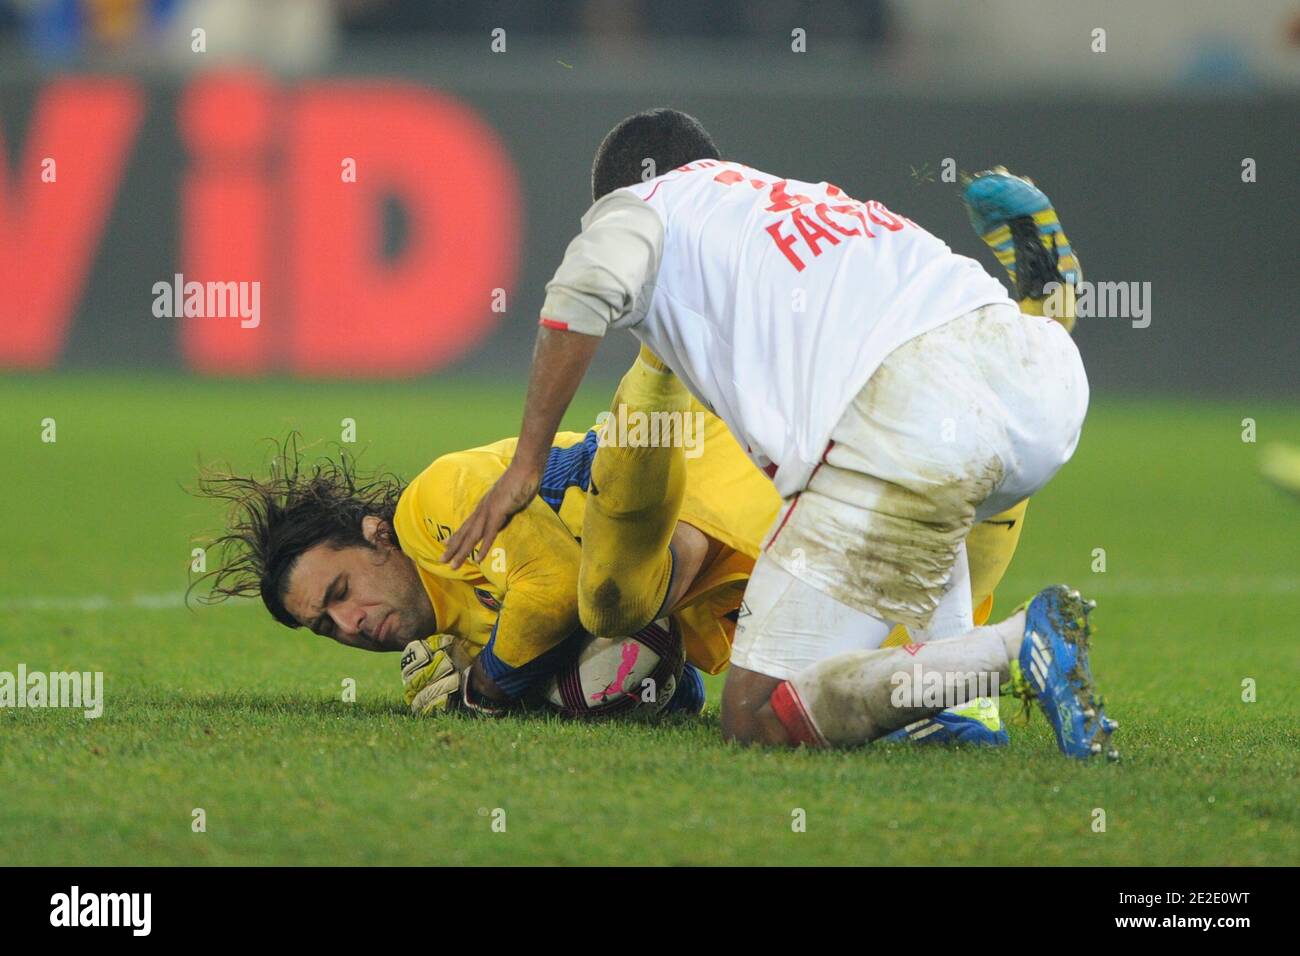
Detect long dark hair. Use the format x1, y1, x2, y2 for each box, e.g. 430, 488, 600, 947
190, 434, 406, 628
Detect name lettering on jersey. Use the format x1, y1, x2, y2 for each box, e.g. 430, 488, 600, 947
425, 517, 452, 541
673, 159, 723, 174
713, 170, 916, 273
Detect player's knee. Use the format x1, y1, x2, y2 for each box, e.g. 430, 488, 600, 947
578, 548, 672, 637
579, 574, 623, 630
720, 671, 793, 747
718, 692, 759, 744
578, 574, 658, 638
720, 698, 792, 747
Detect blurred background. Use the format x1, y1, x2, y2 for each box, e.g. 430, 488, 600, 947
1, 2, 1297, 869
0, 0, 1297, 392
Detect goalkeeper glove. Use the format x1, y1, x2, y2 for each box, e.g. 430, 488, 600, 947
400, 636, 510, 718
400, 636, 464, 716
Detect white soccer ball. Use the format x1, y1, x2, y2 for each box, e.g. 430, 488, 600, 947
535, 619, 684, 719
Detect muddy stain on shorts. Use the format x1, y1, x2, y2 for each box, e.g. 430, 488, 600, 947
766, 310, 1012, 628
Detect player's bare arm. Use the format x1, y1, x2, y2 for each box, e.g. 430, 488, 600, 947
444, 177, 667, 570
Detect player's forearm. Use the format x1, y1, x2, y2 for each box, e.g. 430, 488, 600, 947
469, 660, 509, 702
512, 326, 602, 475
474, 594, 580, 701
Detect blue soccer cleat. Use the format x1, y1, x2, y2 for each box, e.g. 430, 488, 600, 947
881, 698, 1010, 747
1008, 585, 1118, 760
962, 167, 1082, 330
663, 661, 706, 716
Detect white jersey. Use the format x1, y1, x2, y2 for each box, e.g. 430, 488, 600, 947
540, 159, 1014, 498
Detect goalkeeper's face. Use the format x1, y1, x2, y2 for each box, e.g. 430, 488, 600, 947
281, 516, 437, 652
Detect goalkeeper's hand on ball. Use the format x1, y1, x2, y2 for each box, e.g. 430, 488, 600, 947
400, 636, 466, 715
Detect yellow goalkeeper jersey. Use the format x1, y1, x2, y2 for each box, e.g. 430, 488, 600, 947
392, 402, 782, 679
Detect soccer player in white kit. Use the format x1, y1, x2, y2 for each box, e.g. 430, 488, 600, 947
444, 109, 1117, 759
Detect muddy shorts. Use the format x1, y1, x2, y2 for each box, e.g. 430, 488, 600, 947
747, 302, 1088, 643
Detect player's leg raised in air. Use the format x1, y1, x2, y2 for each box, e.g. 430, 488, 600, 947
963, 166, 1083, 331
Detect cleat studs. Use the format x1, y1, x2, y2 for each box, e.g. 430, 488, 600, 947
1090, 742, 1102, 755
1106, 749, 1120, 762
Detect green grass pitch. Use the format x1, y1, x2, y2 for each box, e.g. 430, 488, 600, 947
1, 372, 1297, 866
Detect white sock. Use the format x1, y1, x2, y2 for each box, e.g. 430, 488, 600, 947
968, 608, 1027, 660
785, 620, 1024, 747
915, 607, 1025, 728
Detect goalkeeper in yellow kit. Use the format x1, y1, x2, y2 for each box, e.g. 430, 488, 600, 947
392, 402, 773, 713
199, 394, 1028, 735
197, 406, 777, 716
395, 387, 1024, 725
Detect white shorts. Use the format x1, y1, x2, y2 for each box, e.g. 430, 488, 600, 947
730, 304, 1088, 680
